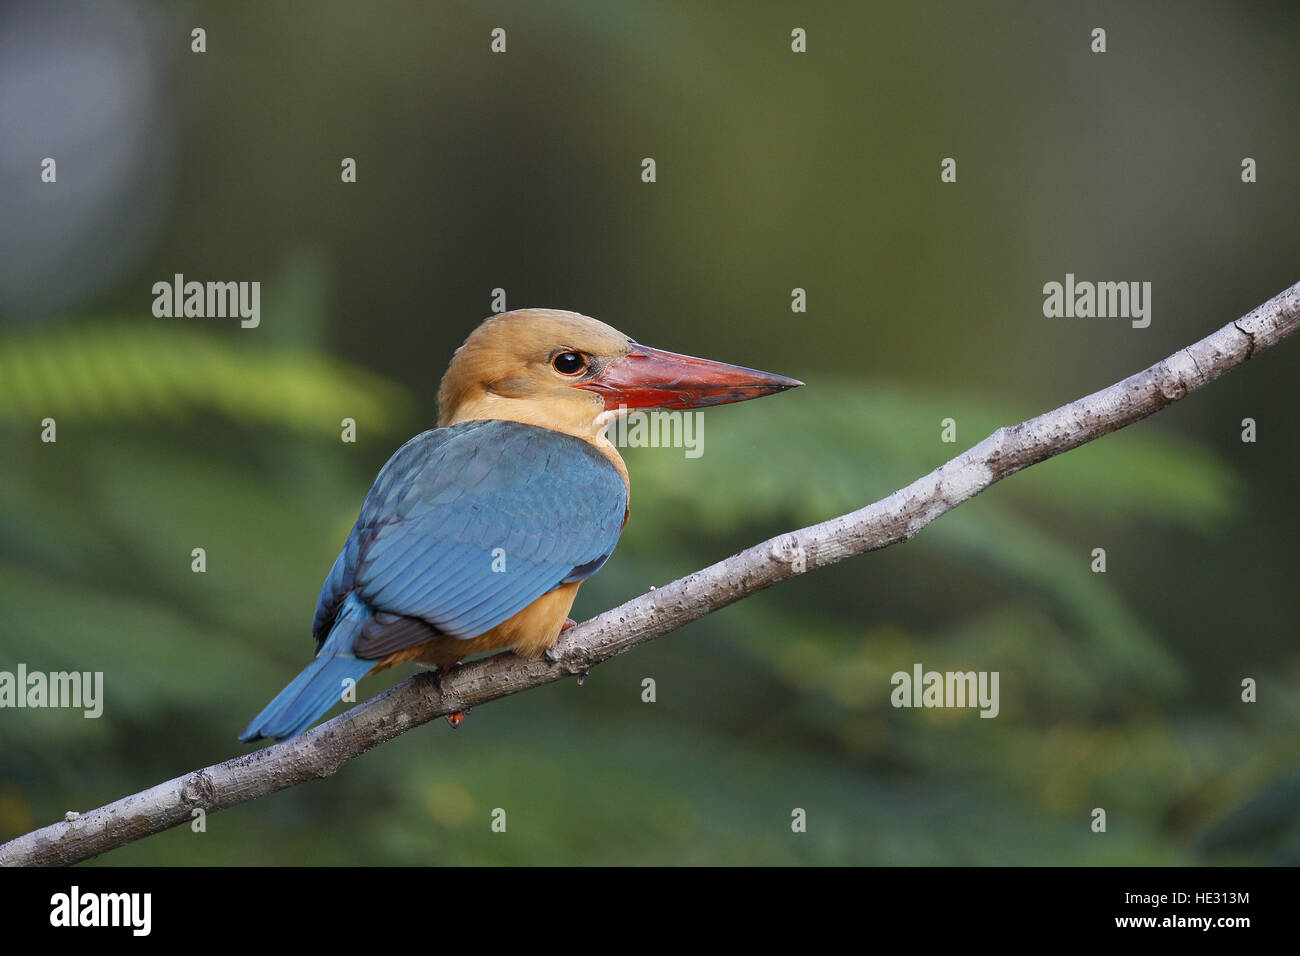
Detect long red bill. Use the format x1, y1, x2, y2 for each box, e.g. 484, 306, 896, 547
578, 343, 803, 411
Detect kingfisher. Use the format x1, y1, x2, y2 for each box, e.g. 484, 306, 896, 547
240, 309, 801, 742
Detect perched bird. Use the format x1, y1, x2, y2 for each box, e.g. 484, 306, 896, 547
240, 309, 801, 742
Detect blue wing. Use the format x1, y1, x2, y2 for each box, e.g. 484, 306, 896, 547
313, 419, 627, 659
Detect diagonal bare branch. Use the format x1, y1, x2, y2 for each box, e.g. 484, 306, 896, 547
3, 279, 1297, 867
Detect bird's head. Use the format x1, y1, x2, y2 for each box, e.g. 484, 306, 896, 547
438, 309, 802, 437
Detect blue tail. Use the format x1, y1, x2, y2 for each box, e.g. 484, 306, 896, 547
240, 593, 376, 742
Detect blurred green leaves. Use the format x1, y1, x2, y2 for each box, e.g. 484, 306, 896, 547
0, 251, 412, 436
0, 320, 409, 437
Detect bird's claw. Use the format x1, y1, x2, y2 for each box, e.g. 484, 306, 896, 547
434, 662, 467, 726
432, 660, 463, 691
544, 618, 578, 663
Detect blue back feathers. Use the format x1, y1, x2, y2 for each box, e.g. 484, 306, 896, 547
240, 420, 627, 741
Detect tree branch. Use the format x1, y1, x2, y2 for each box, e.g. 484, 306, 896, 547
3, 280, 1297, 866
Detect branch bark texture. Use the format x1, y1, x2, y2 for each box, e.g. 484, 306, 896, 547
3, 280, 1297, 866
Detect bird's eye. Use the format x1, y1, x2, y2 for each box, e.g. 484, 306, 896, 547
552, 351, 587, 376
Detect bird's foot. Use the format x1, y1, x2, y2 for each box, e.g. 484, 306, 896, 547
432, 659, 462, 689
544, 619, 579, 663
434, 661, 467, 727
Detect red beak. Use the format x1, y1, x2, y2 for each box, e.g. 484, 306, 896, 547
578, 344, 803, 411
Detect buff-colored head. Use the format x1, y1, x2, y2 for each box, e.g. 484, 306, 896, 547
437, 309, 633, 433
437, 308, 802, 440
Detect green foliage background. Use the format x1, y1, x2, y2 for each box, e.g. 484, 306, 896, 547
1, 1, 1297, 865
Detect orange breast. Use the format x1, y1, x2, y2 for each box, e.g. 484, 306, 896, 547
369, 581, 582, 673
